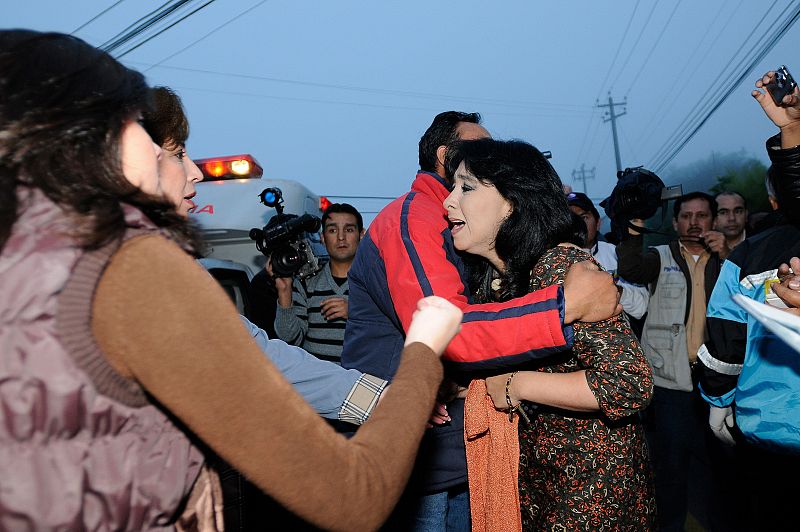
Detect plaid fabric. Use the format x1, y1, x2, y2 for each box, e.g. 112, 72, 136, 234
339, 373, 388, 425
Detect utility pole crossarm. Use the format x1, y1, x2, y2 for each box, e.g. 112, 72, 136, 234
571, 163, 596, 194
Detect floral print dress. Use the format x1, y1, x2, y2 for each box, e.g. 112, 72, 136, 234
516, 245, 656, 531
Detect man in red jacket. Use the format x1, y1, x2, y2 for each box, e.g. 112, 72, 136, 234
342, 111, 621, 530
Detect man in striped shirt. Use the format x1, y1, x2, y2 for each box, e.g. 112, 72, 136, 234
274, 203, 364, 363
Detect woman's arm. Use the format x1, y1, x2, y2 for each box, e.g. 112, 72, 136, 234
93, 235, 455, 531
486, 370, 599, 412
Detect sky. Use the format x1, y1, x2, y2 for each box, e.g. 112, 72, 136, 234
5, 0, 800, 224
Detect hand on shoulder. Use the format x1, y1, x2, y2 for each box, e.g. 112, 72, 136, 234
404, 296, 462, 356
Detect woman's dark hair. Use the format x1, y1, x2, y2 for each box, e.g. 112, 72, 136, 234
142, 86, 190, 150
0, 30, 199, 253
446, 138, 581, 301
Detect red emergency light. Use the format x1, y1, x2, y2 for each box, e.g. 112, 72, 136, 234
195, 154, 264, 181
319, 196, 332, 213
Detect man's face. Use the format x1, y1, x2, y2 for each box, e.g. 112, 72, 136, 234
322, 212, 363, 263
714, 194, 747, 240
673, 198, 713, 239
570, 205, 600, 247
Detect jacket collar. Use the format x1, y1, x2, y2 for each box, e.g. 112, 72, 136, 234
411, 171, 451, 203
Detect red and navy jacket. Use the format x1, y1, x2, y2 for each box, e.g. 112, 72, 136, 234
341, 171, 573, 492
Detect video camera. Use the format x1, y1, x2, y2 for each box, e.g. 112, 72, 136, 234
600, 167, 682, 241
249, 187, 323, 279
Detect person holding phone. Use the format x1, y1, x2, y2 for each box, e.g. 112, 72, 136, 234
693, 67, 800, 532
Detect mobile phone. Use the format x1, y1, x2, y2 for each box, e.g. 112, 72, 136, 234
766, 65, 798, 107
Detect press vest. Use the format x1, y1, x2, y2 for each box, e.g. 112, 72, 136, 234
641, 245, 694, 392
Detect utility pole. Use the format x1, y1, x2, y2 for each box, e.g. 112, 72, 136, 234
597, 93, 627, 173
571, 164, 596, 194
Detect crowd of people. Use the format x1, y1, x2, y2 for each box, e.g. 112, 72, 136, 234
2, 29, 800, 532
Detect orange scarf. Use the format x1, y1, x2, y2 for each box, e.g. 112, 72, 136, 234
464, 379, 522, 532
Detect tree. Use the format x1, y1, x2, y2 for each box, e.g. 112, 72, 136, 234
710, 158, 771, 213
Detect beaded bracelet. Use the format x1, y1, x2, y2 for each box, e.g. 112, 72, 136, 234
505, 371, 530, 424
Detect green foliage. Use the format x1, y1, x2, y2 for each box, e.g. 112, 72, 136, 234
710, 158, 770, 213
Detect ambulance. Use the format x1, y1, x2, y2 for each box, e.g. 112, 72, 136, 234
187, 154, 330, 314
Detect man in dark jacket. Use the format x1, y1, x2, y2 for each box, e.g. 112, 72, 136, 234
342, 111, 622, 530
616, 193, 727, 531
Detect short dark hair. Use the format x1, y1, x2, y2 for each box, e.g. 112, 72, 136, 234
673, 192, 717, 219
714, 190, 747, 210
418, 111, 481, 173
322, 203, 363, 232
142, 86, 189, 150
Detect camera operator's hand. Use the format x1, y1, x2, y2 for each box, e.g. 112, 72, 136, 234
404, 296, 463, 356
563, 261, 622, 324
266, 258, 294, 308
753, 70, 800, 148
320, 297, 348, 321
627, 218, 646, 236
702, 230, 731, 259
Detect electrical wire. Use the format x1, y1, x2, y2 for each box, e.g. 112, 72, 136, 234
131, 62, 591, 113
606, 0, 661, 93
634, 0, 743, 153
99, 1, 190, 52
595, 0, 642, 100
70, 0, 128, 34
142, 0, 271, 73
116, 0, 217, 58
651, 2, 800, 171
624, 0, 684, 97
573, 0, 641, 171
168, 83, 592, 119
648, 1, 782, 167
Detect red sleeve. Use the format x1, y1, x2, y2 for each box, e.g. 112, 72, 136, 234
378, 193, 571, 370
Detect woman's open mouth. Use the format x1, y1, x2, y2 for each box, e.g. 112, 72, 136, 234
449, 218, 465, 235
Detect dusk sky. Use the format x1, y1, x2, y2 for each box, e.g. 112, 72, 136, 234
6, 1, 800, 223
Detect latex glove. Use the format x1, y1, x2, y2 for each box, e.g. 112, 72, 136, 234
709, 406, 736, 446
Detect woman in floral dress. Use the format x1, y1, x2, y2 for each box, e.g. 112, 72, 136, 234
444, 138, 656, 530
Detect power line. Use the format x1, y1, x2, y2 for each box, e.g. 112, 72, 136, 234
624, 0, 684, 97
132, 62, 592, 113
648, 0, 782, 168
576, 0, 640, 170
168, 83, 591, 118
324, 195, 396, 200
142, 0, 271, 73
116, 0, 218, 58
651, 2, 800, 171
71, 0, 128, 34
634, 0, 743, 154
595, 0, 642, 99
606, 0, 661, 93
99, 1, 190, 52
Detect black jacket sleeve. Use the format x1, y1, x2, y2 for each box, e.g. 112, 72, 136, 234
616, 234, 661, 286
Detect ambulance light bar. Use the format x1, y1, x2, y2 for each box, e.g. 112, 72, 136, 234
195, 154, 264, 181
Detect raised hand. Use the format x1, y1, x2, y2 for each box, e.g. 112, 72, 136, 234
404, 296, 463, 356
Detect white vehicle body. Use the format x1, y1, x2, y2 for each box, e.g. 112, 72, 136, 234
189, 177, 325, 277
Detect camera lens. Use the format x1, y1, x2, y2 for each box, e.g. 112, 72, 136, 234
272, 245, 305, 277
